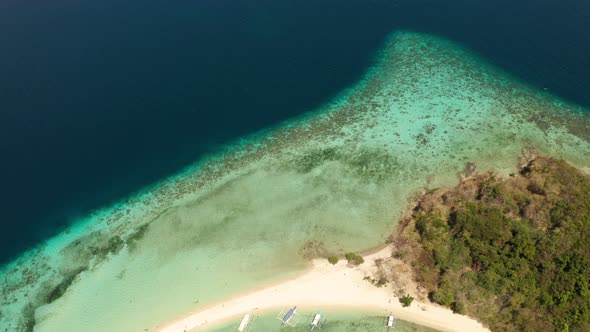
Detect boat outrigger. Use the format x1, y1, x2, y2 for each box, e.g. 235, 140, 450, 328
310, 310, 324, 331
282, 306, 297, 325
237, 311, 254, 332
277, 306, 301, 327
385, 312, 398, 330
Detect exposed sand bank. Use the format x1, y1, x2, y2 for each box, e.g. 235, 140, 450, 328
159, 246, 489, 332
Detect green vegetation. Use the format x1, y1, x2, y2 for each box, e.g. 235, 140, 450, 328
398, 158, 590, 331
363, 275, 389, 288
328, 255, 339, 265
345, 252, 365, 265
374, 277, 388, 287
399, 294, 414, 307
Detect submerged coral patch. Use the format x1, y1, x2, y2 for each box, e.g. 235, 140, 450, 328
289, 147, 400, 182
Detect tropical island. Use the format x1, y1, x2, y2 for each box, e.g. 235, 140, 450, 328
159, 154, 590, 332
395, 155, 590, 331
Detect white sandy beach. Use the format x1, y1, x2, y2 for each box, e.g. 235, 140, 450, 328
159, 246, 489, 332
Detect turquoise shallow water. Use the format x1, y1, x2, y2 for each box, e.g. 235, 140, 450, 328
1, 31, 590, 331
203, 310, 440, 332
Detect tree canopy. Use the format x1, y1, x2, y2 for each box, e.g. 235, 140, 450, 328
398, 157, 590, 331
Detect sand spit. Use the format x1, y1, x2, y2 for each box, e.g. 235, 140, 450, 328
159, 246, 489, 332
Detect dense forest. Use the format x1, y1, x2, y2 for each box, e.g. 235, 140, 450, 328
395, 157, 590, 332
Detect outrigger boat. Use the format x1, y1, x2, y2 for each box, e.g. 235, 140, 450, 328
385, 312, 398, 330
310, 310, 322, 331
281, 306, 298, 326
237, 311, 253, 332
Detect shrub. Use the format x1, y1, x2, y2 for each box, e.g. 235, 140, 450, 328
432, 282, 456, 306
375, 277, 388, 288
345, 252, 364, 265
399, 294, 414, 307
327, 256, 339, 265
451, 301, 465, 314
527, 182, 546, 195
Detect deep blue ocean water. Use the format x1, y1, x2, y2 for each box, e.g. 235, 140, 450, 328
0, 0, 589, 265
